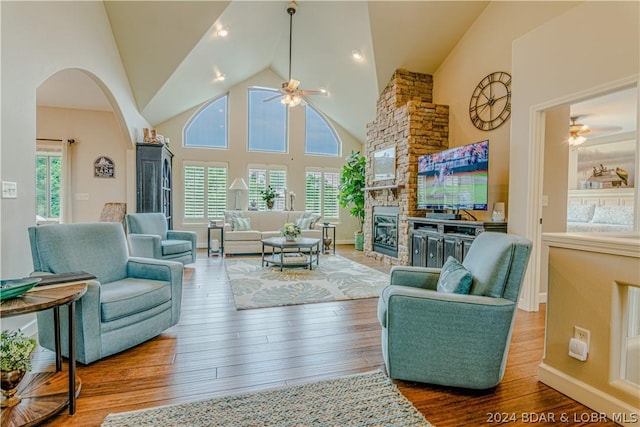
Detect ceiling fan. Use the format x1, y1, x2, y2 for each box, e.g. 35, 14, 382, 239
567, 116, 590, 146
263, 1, 326, 107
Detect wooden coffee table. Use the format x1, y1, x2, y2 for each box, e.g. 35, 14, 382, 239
1, 282, 87, 426
261, 237, 321, 271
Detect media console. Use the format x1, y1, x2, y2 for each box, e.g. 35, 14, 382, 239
408, 217, 507, 267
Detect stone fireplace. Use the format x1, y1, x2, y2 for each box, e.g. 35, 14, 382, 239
364, 69, 449, 265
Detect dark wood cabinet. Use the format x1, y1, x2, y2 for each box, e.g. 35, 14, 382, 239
408, 217, 507, 267
136, 143, 173, 228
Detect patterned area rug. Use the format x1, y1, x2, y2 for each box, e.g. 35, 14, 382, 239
101, 370, 431, 427
225, 254, 389, 309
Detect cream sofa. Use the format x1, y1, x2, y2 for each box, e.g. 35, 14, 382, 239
224, 210, 323, 255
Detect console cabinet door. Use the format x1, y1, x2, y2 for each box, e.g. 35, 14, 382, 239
425, 233, 443, 268
136, 143, 173, 228
410, 231, 427, 267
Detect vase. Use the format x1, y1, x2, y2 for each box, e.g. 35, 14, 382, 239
323, 237, 332, 253
285, 235, 296, 242
1, 369, 26, 408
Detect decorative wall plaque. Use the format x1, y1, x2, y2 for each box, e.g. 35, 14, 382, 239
94, 156, 115, 178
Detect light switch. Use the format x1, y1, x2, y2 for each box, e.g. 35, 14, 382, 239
2, 181, 17, 198
75, 193, 89, 201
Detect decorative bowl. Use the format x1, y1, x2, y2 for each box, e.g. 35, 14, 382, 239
0, 278, 42, 301
322, 222, 330, 226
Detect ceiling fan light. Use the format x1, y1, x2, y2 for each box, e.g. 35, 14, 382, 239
568, 134, 586, 146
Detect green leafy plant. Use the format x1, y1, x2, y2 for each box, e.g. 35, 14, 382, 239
1, 330, 37, 372
259, 185, 278, 203
338, 150, 366, 233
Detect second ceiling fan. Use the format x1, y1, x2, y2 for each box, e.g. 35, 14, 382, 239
264, 1, 326, 107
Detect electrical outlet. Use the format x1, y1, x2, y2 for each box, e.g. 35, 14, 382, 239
574, 326, 590, 348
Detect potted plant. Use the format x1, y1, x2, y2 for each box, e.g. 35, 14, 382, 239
259, 185, 278, 210
1, 329, 36, 407
338, 150, 366, 250
281, 222, 301, 241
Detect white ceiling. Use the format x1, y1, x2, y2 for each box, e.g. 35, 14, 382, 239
35, 1, 637, 143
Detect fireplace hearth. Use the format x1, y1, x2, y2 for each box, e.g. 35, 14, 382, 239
373, 207, 398, 257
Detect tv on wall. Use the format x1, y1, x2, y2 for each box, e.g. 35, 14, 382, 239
417, 140, 489, 212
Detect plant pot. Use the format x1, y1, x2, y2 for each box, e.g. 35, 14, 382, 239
1, 369, 26, 408
266, 200, 274, 210
285, 235, 296, 242
354, 232, 364, 251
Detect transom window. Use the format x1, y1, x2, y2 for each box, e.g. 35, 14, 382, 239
183, 162, 228, 220
305, 168, 340, 219
184, 95, 228, 148
248, 88, 287, 153
248, 166, 287, 210
305, 105, 340, 156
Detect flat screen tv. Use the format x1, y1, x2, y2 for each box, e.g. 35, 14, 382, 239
417, 140, 489, 212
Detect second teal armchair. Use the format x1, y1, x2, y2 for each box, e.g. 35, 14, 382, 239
125, 213, 197, 265
377, 232, 532, 389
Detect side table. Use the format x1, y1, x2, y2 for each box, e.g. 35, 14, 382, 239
207, 224, 224, 257
0, 283, 87, 425
320, 223, 336, 254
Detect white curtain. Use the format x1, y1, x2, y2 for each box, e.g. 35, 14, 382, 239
60, 138, 73, 223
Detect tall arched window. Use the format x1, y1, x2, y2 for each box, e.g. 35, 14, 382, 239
184, 95, 228, 148
305, 105, 340, 156
248, 88, 287, 153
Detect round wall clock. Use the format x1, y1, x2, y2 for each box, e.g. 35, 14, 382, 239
469, 71, 512, 131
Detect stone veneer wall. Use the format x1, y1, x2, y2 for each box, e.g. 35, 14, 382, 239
364, 69, 449, 265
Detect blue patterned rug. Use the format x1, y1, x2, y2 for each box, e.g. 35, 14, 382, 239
101, 370, 431, 426
225, 255, 389, 309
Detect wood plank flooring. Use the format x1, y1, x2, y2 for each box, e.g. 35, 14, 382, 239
36, 246, 615, 426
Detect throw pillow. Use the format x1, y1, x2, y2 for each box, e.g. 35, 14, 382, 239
300, 212, 322, 228
296, 217, 314, 230
225, 211, 246, 231
567, 204, 596, 223
437, 256, 473, 294
591, 205, 634, 225
233, 217, 252, 231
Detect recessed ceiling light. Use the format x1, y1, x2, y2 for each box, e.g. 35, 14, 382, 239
217, 26, 229, 38
212, 73, 226, 83
351, 49, 364, 62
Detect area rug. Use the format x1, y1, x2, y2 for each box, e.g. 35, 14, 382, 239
101, 370, 431, 427
225, 254, 389, 309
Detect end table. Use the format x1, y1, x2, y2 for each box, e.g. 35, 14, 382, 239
207, 223, 224, 257
320, 223, 336, 254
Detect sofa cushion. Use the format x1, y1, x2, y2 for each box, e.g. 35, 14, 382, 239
225, 230, 263, 241
100, 278, 172, 322
567, 204, 596, 223
233, 217, 252, 231
591, 205, 634, 225
463, 233, 515, 298
437, 256, 473, 294
161, 239, 192, 255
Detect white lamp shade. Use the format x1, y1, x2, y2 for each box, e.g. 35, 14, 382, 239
229, 178, 249, 191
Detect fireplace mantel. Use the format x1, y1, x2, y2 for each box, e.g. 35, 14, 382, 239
363, 184, 404, 198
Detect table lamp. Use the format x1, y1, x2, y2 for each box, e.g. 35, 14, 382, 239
229, 178, 249, 210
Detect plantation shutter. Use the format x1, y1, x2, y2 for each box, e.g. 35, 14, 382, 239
269, 169, 287, 211
207, 167, 227, 218
184, 166, 205, 219
248, 168, 267, 210
305, 171, 322, 215
323, 172, 340, 219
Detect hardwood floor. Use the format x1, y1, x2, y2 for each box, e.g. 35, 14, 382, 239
36, 246, 615, 426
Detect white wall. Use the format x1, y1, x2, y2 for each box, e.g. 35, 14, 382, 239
510, 1, 640, 310
433, 1, 579, 222
156, 68, 364, 245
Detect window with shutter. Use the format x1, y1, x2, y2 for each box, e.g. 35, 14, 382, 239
184, 163, 227, 220
248, 166, 287, 211
305, 169, 340, 219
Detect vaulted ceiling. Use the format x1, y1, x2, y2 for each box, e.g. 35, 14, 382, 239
101, 1, 489, 141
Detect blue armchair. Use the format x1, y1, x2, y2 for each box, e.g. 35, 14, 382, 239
28, 222, 183, 364
378, 232, 532, 389
125, 213, 197, 265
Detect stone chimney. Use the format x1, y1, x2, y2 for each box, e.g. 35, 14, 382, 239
364, 69, 449, 265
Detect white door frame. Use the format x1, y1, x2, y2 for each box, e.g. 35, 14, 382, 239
522, 75, 639, 312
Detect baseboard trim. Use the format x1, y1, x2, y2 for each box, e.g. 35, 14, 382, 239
538, 363, 639, 426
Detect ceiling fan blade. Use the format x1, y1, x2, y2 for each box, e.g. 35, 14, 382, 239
262, 94, 283, 103
299, 89, 327, 96
287, 79, 300, 90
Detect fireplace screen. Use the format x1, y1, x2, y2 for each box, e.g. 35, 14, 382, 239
373, 208, 398, 257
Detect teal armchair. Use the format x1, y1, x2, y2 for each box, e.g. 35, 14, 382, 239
28, 222, 183, 364
378, 232, 532, 389
125, 213, 197, 265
